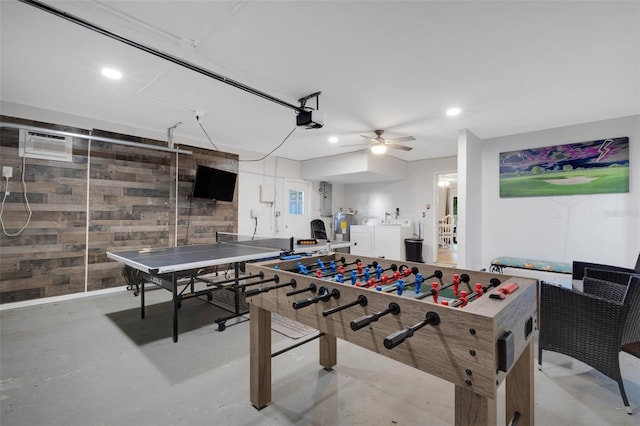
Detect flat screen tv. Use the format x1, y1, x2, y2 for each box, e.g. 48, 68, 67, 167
191, 165, 237, 202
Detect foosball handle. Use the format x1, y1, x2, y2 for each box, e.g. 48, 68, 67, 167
351, 313, 379, 331
383, 311, 440, 349
350, 302, 400, 331
292, 296, 316, 309
384, 327, 414, 349
292, 287, 334, 309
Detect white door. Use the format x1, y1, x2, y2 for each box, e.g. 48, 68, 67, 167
284, 179, 311, 239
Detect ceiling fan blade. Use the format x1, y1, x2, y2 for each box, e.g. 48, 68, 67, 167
340, 143, 371, 147
360, 135, 376, 142
386, 136, 416, 143
387, 144, 413, 151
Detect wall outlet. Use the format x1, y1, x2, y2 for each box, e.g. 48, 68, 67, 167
2, 166, 12, 179
250, 208, 262, 218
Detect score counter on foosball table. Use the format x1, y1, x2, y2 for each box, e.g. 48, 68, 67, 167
246, 253, 538, 426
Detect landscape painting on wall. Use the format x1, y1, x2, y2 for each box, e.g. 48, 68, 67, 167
499, 137, 629, 197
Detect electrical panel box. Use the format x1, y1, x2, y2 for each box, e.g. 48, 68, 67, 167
319, 181, 332, 216
260, 185, 275, 203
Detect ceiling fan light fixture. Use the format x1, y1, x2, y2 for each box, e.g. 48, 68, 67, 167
371, 144, 387, 155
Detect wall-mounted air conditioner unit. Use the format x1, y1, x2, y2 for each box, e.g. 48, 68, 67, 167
19, 128, 73, 162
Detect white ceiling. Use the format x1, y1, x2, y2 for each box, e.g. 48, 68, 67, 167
1, 0, 638, 162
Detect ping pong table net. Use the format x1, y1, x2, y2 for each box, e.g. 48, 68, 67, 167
216, 232, 294, 253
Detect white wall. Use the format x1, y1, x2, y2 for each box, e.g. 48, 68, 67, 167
480, 115, 639, 270
458, 129, 484, 270
344, 156, 457, 262
237, 156, 301, 237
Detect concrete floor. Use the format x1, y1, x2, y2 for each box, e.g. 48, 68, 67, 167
1, 288, 639, 426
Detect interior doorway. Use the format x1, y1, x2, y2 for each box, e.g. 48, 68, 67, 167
434, 172, 458, 266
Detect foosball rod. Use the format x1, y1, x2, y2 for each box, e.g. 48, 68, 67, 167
286, 283, 317, 297
286, 256, 347, 272
199, 270, 265, 288
448, 278, 501, 307
292, 287, 340, 309
239, 273, 281, 289
322, 295, 368, 317
383, 311, 441, 349
318, 259, 374, 279
415, 273, 470, 300
271, 332, 326, 358
350, 302, 400, 331
359, 264, 400, 287
370, 267, 412, 288
377, 269, 441, 293
292, 256, 366, 275
373, 263, 399, 280
245, 279, 297, 297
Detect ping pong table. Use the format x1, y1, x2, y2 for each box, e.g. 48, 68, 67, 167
106, 232, 350, 342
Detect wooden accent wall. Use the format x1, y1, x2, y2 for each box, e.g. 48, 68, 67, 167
0, 116, 238, 303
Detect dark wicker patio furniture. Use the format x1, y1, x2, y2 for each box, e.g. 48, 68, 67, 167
538, 270, 640, 414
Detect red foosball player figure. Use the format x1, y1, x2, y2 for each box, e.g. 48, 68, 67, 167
452, 274, 460, 296
431, 282, 440, 304
459, 290, 469, 307
474, 283, 484, 296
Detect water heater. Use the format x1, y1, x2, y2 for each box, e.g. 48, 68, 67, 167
334, 212, 354, 241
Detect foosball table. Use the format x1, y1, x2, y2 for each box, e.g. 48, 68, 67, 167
246, 253, 537, 426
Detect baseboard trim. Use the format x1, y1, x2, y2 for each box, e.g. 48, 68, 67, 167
0, 286, 129, 311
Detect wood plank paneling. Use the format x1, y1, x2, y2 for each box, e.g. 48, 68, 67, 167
1, 117, 238, 302
0, 118, 89, 303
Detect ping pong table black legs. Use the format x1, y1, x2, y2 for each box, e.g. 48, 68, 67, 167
233, 262, 241, 321
215, 262, 249, 332
140, 273, 145, 319
172, 272, 179, 342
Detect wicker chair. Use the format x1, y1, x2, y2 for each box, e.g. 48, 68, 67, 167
572, 253, 640, 281
538, 272, 640, 414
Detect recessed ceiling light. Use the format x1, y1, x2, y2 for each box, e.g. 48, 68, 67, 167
328, 136, 339, 143
446, 107, 461, 117
101, 68, 122, 80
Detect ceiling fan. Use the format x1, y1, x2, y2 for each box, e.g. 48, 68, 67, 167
342, 129, 416, 154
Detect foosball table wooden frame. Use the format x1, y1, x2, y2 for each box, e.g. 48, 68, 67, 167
246, 253, 537, 426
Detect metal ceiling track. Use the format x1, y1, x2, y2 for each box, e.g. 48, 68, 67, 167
19, 0, 312, 114
0, 122, 193, 155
